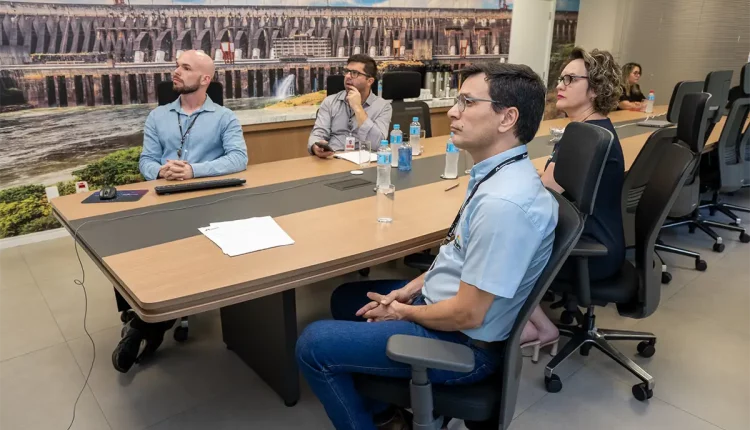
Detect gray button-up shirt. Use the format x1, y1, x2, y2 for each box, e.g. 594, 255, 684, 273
307, 90, 393, 153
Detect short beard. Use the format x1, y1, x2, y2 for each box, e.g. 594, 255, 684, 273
174, 82, 200, 94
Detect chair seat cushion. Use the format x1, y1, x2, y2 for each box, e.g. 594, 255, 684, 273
353, 373, 500, 422
552, 260, 640, 305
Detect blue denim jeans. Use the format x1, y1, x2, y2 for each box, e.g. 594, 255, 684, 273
296, 280, 503, 430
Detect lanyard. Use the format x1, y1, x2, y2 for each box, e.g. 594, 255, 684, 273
443, 151, 528, 245
176, 111, 202, 159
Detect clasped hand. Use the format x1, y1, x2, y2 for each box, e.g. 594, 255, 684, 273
159, 160, 194, 181
355, 288, 413, 322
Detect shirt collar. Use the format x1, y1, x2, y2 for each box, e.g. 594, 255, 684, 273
168, 95, 217, 114
470, 144, 528, 183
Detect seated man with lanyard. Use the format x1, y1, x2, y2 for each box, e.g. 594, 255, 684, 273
308, 53, 393, 158
296, 63, 559, 430
112, 49, 248, 373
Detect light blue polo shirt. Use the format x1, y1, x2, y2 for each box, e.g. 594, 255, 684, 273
422, 144, 559, 342
139, 95, 248, 180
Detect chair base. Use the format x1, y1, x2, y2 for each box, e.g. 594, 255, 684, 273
545, 307, 656, 399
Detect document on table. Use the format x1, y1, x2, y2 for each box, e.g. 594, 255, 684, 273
198, 216, 295, 257
334, 151, 377, 165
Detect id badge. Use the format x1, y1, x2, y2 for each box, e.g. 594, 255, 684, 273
345, 135, 356, 151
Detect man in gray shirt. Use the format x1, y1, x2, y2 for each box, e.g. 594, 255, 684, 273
308, 54, 393, 158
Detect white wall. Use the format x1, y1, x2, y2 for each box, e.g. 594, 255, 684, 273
508, 0, 557, 82
575, 0, 622, 58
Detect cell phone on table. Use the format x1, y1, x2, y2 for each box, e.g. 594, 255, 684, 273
315, 142, 335, 153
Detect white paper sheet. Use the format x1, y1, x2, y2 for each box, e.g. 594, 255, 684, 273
334, 151, 377, 165
198, 216, 295, 257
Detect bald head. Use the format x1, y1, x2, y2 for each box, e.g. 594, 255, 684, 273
172, 50, 215, 95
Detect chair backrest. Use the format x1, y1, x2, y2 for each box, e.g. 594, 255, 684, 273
715, 86, 750, 191
381, 71, 422, 101
497, 192, 584, 430
390, 101, 433, 139
552, 121, 614, 216
734, 63, 750, 185
626, 142, 696, 319
666, 80, 705, 124
326, 74, 345, 96
703, 70, 733, 123
621, 127, 678, 247
156, 81, 224, 107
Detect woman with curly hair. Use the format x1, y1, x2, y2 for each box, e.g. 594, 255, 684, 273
619, 62, 646, 110
521, 47, 626, 355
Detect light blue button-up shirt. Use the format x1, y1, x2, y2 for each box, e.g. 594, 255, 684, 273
139, 95, 248, 181
422, 144, 559, 342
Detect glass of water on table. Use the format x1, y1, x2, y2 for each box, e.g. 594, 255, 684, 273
376, 184, 395, 223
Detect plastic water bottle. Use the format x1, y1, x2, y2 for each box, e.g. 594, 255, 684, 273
645, 90, 655, 113
398, 139, 412, 172
409, 117, 422, 156
443, 132, 459, 179
378, 80, 383, 96
377, 140, 392, 189
390, 124, 402, 168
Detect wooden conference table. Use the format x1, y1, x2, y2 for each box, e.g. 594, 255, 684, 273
53, 106, 723, 406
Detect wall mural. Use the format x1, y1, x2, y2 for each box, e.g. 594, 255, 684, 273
0, 0, 576, 238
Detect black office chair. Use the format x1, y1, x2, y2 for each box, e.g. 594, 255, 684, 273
354, 191, 583, 430
661, 80, 731, 253
156, 80, 224, 106
326, 75, 345, 96
381, 71, 433, 138
545, 120, 700, 402
622, 126, 707, 283
353, 123, 613, 430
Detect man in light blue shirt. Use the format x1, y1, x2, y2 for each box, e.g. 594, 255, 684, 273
114, 50, 247, 374
138, 50, 247, 181
296, 63, 558, 430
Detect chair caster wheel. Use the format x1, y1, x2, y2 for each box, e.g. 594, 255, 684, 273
632, 383, 653, 401
545, 374, 562, 393
713, 243, 725, 253
358, 268, 371, 277
120, 310, 135, 323
284, 400, 298, 407
729, 222, 739, 227
695, 259, 707, 271
661, 272, 672, 284
688, 225, 696, 234
560, 310, 575, 325
709, 208, 717, 216
173, 326, 188, 342
580, 343, 592, 356
637, 341, 656, 358
740, 232, 750, 243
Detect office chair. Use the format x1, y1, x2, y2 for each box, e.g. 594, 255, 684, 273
381, 71, 433, 138
156, 80, 224, 107
622, 126, 707, 283
353, 122, 610, 430
698, 63, 750, 234
546, 138, 698, 402
661, 79, 731, 252
326, 75, 345, 96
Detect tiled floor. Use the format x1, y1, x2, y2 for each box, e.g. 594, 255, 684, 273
1, 191, 749, 430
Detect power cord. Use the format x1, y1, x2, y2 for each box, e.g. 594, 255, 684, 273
64, 173, 350, 429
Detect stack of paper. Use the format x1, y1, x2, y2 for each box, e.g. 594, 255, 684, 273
198, 216, 295, 257
334, 151, 377, 165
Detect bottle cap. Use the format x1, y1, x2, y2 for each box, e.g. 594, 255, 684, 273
381, 140, 388, 146
393, 124, 400, 129
413, 117, 419, 121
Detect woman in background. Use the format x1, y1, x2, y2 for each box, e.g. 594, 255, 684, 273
522, 47, 625, 359
618, 62, 646, 110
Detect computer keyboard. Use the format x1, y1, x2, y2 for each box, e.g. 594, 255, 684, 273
155, 178, 247, 195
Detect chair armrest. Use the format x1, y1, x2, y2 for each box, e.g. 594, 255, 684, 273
386, 335, 475, 373
570, 236, 609, 257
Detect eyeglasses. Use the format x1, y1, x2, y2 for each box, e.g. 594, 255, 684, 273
453, 93, 500, 113
342, 68, 370, 79
557, 74, 589, 86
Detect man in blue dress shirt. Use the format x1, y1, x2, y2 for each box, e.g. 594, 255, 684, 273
296, 63, 559, 430
112, 50, 248, 373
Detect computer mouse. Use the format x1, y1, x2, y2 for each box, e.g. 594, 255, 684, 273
99, 186, 117, 200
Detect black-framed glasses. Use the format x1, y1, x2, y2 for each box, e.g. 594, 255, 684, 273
453, 93, 500, 113
342, 68, 370, 79
558, 74, 589, 86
